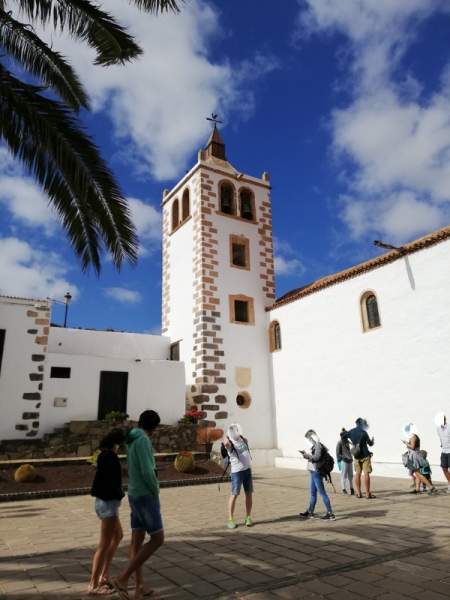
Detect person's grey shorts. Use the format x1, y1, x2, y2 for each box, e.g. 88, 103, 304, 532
441, 453, 450, 469
128, 494, 163, 535
95, 498, 121, 519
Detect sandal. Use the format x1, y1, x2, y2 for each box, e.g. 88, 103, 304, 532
87, 585, 114, 596
355, 493, 362, 498
111, 579, 130, 600
366, 493, 376, 499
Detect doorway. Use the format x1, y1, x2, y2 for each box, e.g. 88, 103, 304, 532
98, 371, 128, 420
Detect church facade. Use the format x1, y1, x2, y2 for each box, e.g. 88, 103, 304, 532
1, 128, 449, 477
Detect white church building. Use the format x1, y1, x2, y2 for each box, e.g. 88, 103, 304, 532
1, 127, 449, 478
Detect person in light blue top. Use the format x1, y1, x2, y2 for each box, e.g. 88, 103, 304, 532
112, 410, 162, 600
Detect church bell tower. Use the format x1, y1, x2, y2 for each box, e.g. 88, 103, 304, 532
161, 125, 277, 450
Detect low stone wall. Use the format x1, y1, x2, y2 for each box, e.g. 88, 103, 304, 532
0, 421, 205, 460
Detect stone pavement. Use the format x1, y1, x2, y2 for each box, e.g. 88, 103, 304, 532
1, 468, 450, 600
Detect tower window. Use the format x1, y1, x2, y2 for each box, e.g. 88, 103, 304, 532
229, 295, 255, 325
269, 321, 282, 352
239, 188, 255, 221
230, 235, 250, 269
171, 199, 180, 232
361, 291, 381, 332
220, 182, 236, 215
182, 189, 190, 221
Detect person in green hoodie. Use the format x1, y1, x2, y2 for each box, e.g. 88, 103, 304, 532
112, 410, 162, 600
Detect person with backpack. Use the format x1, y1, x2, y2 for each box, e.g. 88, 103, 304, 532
299, 429, 335, 521
336, 428, 355, 495
346, 417, 375, 499
222, 423, 253, 530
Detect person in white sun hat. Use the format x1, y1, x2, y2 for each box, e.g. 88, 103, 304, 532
435, 412, 450, 493
221, 423, 253, 530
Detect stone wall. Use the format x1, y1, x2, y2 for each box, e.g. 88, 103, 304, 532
0, 420, 205, 460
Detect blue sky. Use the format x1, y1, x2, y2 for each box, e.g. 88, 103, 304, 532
1, 0, 450, 332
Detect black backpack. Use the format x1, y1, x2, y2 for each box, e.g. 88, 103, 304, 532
220, 436, 250, 475
316, 444, 335, 484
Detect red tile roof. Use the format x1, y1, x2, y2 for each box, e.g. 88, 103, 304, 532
269, 225, 450, 311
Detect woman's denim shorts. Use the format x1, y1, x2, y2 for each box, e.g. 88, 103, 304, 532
95, 498, 121, 519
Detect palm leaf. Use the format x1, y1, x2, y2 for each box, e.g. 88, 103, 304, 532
131, 0, 181, 12
13, 0, 143, 65
0, 8, 89, 109
0, 64, 138, 271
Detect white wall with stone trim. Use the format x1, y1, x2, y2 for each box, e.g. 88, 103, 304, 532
163, 183, 196, 381
204, 169, 277, 449
0, 296, 50, 441
271, 240, 450, 479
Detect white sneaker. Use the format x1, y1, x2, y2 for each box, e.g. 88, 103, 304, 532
447, 485, 450, 494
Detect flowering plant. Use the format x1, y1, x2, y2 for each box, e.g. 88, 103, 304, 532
178, 409, 203, 424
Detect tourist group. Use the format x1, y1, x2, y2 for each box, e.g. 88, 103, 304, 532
86, 410, 450, 598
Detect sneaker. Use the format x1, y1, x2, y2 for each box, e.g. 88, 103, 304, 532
350, 489, 355, 495
227, 519, 237, 529
245, 516, 253, 527
299, 510, 314, 519
428, 487, 438, 496
322, 513, 336, 521
342, 489, 348, 494
447, 486, 450, 494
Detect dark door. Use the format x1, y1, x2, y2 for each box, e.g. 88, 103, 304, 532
98, 371, 128, 420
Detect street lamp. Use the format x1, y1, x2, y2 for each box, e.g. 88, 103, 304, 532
63, 291, 72, 328
373, 240, 405, 252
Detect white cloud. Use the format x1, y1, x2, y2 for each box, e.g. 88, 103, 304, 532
127, 197, 161, 256
104, 287, 142, 304
32, 1, 276, 181
274, 237, 305, 277
298, 0, 450, 242
274, 255, 305, 277
0, 237, 78, 299
0, 147, 56, 233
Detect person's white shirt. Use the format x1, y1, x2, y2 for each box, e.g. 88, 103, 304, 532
227, 437, 251, 473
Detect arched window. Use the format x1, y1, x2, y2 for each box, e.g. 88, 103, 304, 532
220, 181, 235, 215
269, 320, 282, 352
361, 292, 381, 332
239, 188, 254, 221
171, 199, 179, 232
182, 188, 190, 221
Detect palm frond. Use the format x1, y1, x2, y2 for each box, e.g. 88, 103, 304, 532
13, 0, 143, 65
0, 8, 89, 109
0, 64, 138, 272
131, 0, 181, 13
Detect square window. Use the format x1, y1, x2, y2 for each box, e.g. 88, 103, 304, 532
230, 295, 254, 325
50, 366, 71, 378
232, 243, 247, 267
234, 300, 249, 322
230, 235, 250, 270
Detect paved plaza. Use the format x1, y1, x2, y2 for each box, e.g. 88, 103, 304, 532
1, 468, 450, 600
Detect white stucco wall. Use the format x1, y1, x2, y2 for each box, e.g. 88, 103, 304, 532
41, 327, 185, 435
271, 240, 450, 479
0, 297, 50, 441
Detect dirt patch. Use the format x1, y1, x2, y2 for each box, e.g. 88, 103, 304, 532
0, 459, 224, 495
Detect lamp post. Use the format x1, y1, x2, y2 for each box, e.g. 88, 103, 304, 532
63, 291, 72, 328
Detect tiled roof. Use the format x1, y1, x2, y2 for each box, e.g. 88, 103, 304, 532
270, 225, 450, 311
